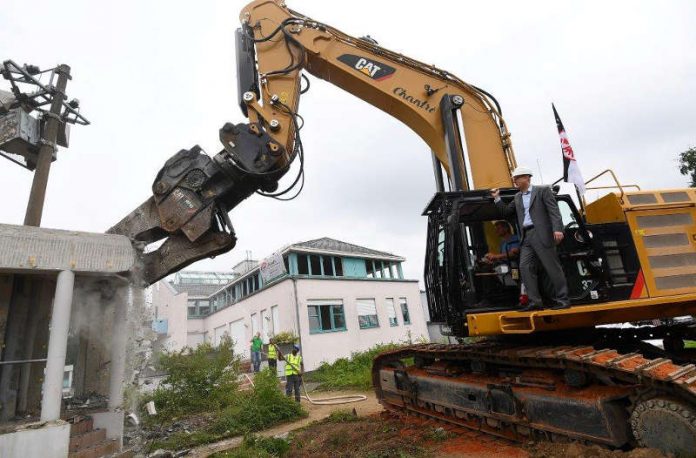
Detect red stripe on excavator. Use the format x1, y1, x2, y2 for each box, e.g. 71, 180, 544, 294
630, 270, 645, 299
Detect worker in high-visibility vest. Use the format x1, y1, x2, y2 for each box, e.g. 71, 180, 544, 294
267, 342, 279, 373
283, 345, 303, 402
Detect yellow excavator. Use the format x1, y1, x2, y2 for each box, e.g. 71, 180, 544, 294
109, 1, 696, 455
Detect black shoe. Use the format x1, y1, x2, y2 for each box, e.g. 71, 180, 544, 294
520, 304, 543, 312
551, 302, 571, 310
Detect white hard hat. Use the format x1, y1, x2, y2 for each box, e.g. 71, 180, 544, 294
511, 166, 534, 178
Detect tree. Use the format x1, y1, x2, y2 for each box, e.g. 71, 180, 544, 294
678, 147, 696, 187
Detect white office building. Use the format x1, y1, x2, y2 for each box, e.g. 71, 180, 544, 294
151, 237, 429, 371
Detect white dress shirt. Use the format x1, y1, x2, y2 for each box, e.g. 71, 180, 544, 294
521, 185, 533, 227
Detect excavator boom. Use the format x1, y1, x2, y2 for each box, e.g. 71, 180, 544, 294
109, 0, 516, 284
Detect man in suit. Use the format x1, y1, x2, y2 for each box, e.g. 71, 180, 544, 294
491, 166, 570, 311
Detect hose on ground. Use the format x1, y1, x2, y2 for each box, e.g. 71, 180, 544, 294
250, 349, 367, 405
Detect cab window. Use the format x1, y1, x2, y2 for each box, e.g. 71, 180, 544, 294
558, 200, 577, 226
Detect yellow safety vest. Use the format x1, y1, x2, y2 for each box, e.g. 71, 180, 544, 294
267, 344, 277, 359
285, 353, 302, 376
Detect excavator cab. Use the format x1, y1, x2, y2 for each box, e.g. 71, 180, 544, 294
423, 189, 607, 337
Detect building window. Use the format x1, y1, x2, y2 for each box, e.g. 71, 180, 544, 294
251, 312, 259, 336
365, 259, 393, 279
400, 298, 411, 325
298, 254, 309, 275
198, 300, 210, 315
322, 256, 334, 276
385, 298, 398, 326
366, 260, 375, 278
261, 309, 269, 342
310, 255, 321, 275
283, 255, 290, 274
308, 300, 346, 333
334, 257, 343, 276
357, 298, 379, 329
271, 305, 279, 334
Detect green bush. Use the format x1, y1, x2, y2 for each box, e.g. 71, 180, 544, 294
305, 343, 402, 390
144, 337, 241, 421
211, 369, 306, 435
269, 331, 298, 345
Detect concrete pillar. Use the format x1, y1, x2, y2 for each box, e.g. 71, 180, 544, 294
108, 287, 128, 411
41, 270, 74, 422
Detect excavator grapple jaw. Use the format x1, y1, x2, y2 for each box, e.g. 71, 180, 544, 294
108, 121, 288, 285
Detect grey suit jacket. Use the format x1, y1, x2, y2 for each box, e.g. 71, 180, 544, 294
495, 185, 564, 248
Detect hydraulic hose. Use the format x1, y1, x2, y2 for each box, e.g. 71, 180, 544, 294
255, 349, 367, 405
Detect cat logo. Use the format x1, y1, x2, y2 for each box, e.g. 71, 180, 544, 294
337, 54, 396, 81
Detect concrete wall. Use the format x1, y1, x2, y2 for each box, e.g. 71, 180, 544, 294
150, 281, 188, 351
0, 420, 70, 458
186, 318, 206, 348
295, 278, 427, 370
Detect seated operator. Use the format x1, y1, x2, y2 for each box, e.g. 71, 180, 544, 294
483, 221, 520, 264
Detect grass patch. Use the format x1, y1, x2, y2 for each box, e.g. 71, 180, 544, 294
327, 409, 359, 423
423, 427, 455, 442
212, 435, 290, 458
305, 343, 403, 390
148, 430, 224, 452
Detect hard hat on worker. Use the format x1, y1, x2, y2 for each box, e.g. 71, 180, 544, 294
511, 166, 534, 178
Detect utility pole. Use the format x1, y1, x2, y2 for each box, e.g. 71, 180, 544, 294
23, 64, 71, 227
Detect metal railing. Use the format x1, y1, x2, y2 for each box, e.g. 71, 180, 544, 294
584, 169, 641, 201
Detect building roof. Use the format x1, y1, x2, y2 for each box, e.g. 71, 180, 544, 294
170, 271, 236, 297
169, 237, 405, 298
232, 259, 258, 276
170, 282, 225, 297
286, 237, 403, 261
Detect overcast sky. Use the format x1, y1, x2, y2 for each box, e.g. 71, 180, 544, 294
1, 1, 695, 283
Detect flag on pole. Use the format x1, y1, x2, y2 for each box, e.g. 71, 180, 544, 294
553, 103, 585, 195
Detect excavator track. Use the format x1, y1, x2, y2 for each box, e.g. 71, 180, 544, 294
372, 342, 696, 456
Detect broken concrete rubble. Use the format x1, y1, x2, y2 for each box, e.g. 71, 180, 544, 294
0, 223, 156, 457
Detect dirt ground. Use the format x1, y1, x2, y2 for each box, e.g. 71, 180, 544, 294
189, 389, 383, 457
191, 389, 669, 458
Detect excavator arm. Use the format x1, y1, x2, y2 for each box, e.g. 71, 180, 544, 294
109, 0, 517, 284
